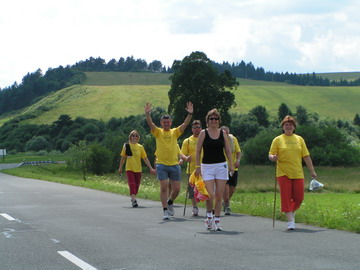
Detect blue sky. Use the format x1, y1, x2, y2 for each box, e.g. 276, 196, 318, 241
1, 0, 359, 88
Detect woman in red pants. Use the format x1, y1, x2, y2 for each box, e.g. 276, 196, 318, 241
119, 130, 155, 207
269, 116, 317, 230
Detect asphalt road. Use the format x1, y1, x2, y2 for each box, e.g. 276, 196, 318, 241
0, 170, 359, 270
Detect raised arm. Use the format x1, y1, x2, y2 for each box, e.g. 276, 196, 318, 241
144, 102, 156, 132
179, 102, 194, 133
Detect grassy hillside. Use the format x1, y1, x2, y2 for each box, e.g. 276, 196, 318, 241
318, 72, 360, 81
84, 72, 172, 85
1, 72, 360, 126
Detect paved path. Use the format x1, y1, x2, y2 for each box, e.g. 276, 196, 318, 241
0, 171, 359, 270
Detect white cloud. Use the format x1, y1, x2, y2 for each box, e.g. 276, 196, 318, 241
1, 0, 360, 88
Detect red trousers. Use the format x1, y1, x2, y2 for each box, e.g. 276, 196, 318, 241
277, 176, 304, 213
126, 171, 142, 195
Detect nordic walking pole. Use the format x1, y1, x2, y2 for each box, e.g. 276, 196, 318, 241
272, 163, 277, 228
183, 176, 190, 216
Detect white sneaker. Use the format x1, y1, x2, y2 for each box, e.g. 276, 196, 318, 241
192, 206, 199, 216
287, 221, 295, 230
205, 217, 213, 230
167, 203, 174, 216
163, 209, 171, 220
213, 220, 222, 231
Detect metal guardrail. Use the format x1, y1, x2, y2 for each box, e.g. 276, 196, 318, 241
19, 160, 57, 166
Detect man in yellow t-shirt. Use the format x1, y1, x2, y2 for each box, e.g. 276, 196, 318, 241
221, 126, 241, 215
180, 120, 202, 216
145, 101, 193, 220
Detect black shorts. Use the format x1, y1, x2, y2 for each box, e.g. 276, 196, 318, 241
226, 171, 238, 187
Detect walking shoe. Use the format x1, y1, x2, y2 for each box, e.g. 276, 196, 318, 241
167, 203, 174, 216
131, 199, 138, 208
192, 206, 199, 216
287, 221, 296, 230
163, 209, 171, 220
224, 206, 231, 215
213, 220, 223, 231
205, 217, 213, 230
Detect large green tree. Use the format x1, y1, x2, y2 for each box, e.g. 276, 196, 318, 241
168, 51, 238, 127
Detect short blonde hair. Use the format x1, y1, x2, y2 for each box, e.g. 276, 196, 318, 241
205, 108, 221, 127
128, 130, 140, 141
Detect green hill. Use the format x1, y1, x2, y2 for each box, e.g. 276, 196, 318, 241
1, 72, 359, 126
317, 72, 360, 81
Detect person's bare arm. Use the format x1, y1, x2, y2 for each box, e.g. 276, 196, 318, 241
303, 155, 317, 178
179, 102, 194, 133
144, 102, 156, 132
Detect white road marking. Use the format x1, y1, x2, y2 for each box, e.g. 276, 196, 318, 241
0, 213, 16, 221
58, 251, 97, 270
1, 228, 15, 238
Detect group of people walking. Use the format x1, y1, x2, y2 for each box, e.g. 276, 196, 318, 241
118, 102, 317, 231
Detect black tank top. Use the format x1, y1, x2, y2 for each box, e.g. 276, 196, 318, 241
202, 129, 226, 164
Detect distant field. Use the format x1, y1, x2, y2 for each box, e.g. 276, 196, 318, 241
1, 72, 360, 126
317, 72, 360, 81
84, 72, 172, 85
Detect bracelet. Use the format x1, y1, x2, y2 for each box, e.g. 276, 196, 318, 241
188, 113, 193, 115
195, 165, 200, 168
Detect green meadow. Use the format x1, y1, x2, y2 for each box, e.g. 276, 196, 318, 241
2, 163, 359, 233
2, 72, 360, 126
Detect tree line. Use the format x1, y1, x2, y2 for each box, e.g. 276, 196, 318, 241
1, 104, 359, 172
1, 51, 360, 175
2, 53, 360, 116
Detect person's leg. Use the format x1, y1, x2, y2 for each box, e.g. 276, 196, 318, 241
134, 172, 142, 195
214, 180, 227, 217
278, 175, 296, 229
159, 180, 169, 208
169, 180, 180, 201
292, 178, 304, 212
204, 180, 215, 212
223, 183, 230, 207
126, 171, 137, 201
156, 164, 169, 208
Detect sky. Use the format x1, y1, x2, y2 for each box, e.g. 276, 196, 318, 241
1, 0, 360, 89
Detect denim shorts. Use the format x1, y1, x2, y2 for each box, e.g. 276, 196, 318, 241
156, 164, 181, 181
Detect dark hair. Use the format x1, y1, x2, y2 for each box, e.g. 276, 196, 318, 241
160, 114, 172, 120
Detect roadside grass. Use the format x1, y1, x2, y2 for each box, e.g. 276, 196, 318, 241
2, 164, 359, 233
0, 153, 67, 164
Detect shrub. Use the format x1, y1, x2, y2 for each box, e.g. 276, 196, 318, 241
86, 143, 113, 175
25, 136, 51, 152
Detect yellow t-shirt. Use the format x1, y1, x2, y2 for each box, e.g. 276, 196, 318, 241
269, 134, 310, 179
120, 143, 147, 172
152, 126, 182, 166
225, 135, 241, 171
181, 135, 203, 175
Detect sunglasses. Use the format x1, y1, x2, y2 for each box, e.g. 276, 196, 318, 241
192, 126, 201, 129
209, 117, 219, 121
131, 134, 139, 137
